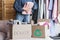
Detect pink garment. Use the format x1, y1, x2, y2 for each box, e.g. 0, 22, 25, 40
46, 0, 49, 19
22, 10, 32, 14
52, 0, 58, 20
22, 2, 34, 14
43, 22, 49, 26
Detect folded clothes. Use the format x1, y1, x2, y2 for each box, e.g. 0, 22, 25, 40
22, 2, 34, 14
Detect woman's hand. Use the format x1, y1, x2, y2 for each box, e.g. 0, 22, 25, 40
23, 3, 30, 13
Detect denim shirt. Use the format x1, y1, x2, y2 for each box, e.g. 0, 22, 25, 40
21, 0, 34, 5
14, 0, 38, 13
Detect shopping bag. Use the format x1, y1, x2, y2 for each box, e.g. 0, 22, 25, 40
12, 22, 31, 39
32, 25, 45, 38
37, 19, 50, 22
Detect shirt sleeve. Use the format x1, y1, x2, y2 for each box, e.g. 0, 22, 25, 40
32, 0, 38, 10
32, 0, 38, 13
14, 0, 24, 13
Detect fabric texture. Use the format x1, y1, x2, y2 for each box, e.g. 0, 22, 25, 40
49, 10, 53, 19
52, 0, 58, 20
38, 0, 46, 19
16, 13, 30, 23
48, 0, 54, 10
49, 20, 56, 37
46, 0, 49, 19
14, 0, 37, 23
22, 2, 34, 14
0, 32, 5, 40
14, 0, 37, 13
40, 0, 44, 19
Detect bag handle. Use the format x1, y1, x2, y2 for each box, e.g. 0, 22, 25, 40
13, 20, 27, 25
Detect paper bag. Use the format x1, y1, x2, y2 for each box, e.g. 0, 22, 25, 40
12, 24, 31, 39
37, 19, 50, 22
32, 25, 45, 38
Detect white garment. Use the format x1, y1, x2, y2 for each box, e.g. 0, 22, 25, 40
58, 14, 60, 23
49, 20, 60, 37
49, 20, 56, 37
46, 0, 49, 19
54, 23, 60, 35
40, 0, 44, 19
43, 3, 46, 19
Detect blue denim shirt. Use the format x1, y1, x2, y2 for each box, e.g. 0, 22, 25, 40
14, 0, 38, 13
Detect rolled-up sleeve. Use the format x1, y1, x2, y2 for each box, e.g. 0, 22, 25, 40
14, 0, 24, 13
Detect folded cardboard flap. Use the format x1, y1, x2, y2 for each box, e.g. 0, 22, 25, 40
32, 25, 45, 38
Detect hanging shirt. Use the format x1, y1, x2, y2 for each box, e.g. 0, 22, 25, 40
22, 2, 34, 14
40, 0, 44, 19
48, 0, 54, 10
37, 0, 41, 19
46, 0, 49, 19
52, 0, 58, 20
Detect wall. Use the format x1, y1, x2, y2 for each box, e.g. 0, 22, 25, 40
2, 0, 16, 20
0, 0, 2, 20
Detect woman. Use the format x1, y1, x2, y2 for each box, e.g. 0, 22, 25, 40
14, 0, 37, 23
